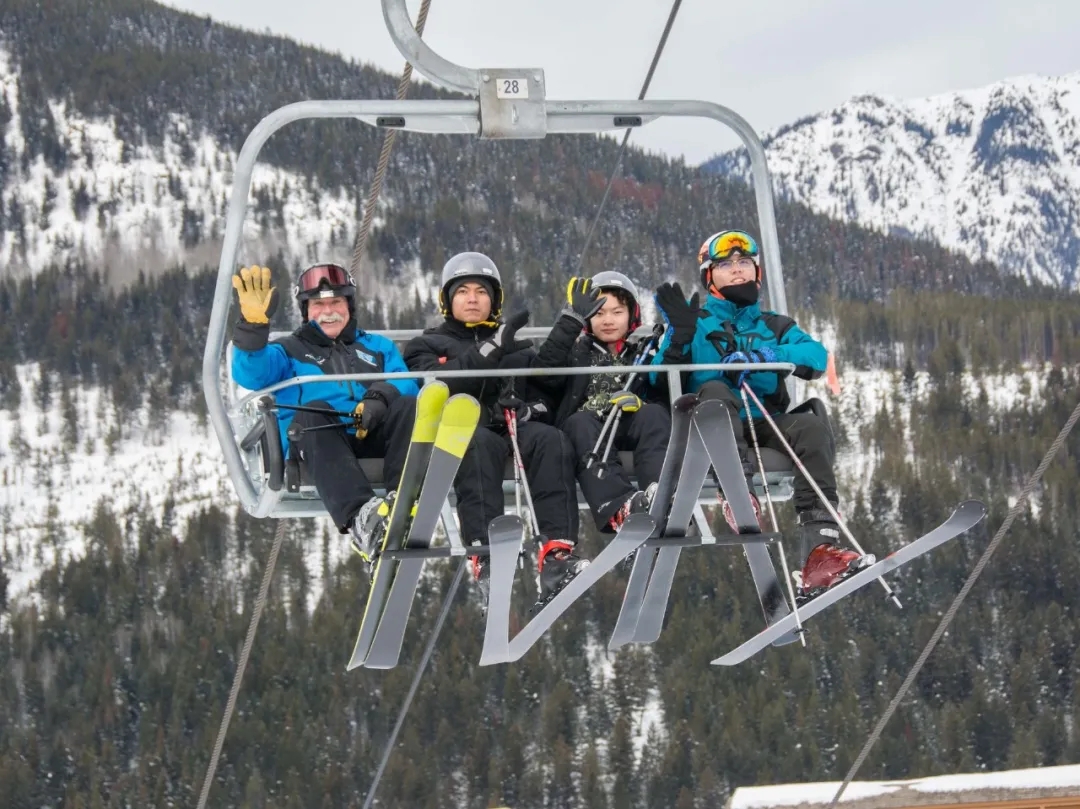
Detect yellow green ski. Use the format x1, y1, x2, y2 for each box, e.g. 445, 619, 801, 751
362, 393, 481, 669
348, 380, 449, 670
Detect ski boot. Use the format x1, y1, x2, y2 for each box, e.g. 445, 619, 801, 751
350, 491, 394, 573
717, 472, 762, 534
609, 484, 655, 570
531, 539, 589, 614
469, 539, 490, 612
792, 509, 875, 604
607, 487, 652, 532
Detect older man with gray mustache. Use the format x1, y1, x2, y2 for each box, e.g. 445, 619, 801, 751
231, 263, 419, 568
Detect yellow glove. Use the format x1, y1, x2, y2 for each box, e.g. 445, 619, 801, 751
608, 390, 643, 413
232, 265, 279, 324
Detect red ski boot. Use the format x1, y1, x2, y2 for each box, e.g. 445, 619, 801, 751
793, 542, 875, 604
532, 539, 589, 614
717, 476, 762, 533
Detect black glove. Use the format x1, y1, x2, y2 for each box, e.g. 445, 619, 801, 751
563, 276, 604, 325
478, 310, 530, 362
499, 395, 549, 424
353, 384, 395, 438
654, 282, 701, 345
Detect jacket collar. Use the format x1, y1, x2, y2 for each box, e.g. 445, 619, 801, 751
298, 318, 361, 346
436, 317, 497, 339
703, 296, 761, 325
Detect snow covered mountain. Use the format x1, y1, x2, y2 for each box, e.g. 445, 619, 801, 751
704, 73, 1080, 290
0, 46, 414, 295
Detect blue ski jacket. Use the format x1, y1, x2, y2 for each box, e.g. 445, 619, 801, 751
232, 320, 419, 454
651, 295, 826, 419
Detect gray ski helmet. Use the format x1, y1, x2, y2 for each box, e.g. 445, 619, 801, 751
439, 251, 504, 320
590, 270, 642, 332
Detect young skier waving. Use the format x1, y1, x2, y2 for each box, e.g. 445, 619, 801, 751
652, 230, 872, 600
532, 271, 671, 532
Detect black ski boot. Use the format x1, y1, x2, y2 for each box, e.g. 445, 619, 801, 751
532, 539, 589, 614
350, 491, 394, 573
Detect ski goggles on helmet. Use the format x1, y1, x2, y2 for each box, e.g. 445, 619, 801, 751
698, 230, 760, 271
295, 263, 355, 299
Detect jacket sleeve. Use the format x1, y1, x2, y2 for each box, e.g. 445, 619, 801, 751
533, 313, 581, 369
371, 336, 421, 397
231, 343, 292, 391
529, 313, 581, 395
404, 334, 495, 374
772, 322, 827, 380
648, 331, 692, 393
404, 334, 490, 398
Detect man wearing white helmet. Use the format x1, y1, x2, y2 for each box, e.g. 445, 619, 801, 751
230, 263, 419, 567
403, 252, 580, 608
531, 271, 671, 532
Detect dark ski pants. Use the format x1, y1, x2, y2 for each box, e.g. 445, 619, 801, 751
697, 381, 837, 512
562, 404, 671, 530
291, 396, 416, 531
455, 422, 578, 545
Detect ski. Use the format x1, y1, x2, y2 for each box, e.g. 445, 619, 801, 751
482, 513, 656, 665
695, 400, 797, 645
363, 394, 481, 669
608, 393, 697, 650
628, 415, 714, 644
711, 499, 988, 666
478, 514, 526, 666
347, 381, 449, 671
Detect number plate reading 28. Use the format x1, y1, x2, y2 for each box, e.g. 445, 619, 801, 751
495, 77, 529, 99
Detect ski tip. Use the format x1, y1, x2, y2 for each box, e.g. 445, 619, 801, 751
673, 393, 700, 411
956, 499, 988, 520
434, 395, 482, 456
488, 514, 524, 536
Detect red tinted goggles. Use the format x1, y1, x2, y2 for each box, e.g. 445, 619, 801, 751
296, 263, 354, 295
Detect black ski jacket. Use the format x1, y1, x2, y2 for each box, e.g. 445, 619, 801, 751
530, 313, 667, 427
403, 317, 535, 428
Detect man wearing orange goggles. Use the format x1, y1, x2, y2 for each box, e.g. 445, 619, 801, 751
652, 230, 871, 601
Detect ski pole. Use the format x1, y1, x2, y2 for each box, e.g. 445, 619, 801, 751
585, 404, 622, 470
272, 402, 356, 419
504, 408, 541, 538
741, 386, 806, 644
593, 325, 665, 468
740, 382, 903, 609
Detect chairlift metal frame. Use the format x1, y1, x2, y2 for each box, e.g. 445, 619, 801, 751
203, 0, 802, 521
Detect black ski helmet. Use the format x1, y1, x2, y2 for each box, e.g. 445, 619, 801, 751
589, 270, 642, 332
294, 263, 356, 319
438, 251, 504, 320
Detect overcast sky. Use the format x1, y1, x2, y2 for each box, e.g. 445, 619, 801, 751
162, 0, 1079, 164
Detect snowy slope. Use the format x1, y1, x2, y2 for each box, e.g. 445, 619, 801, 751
0, 46, 440, 314
705, 73, 1080, 290
730, 763, 1080, 809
